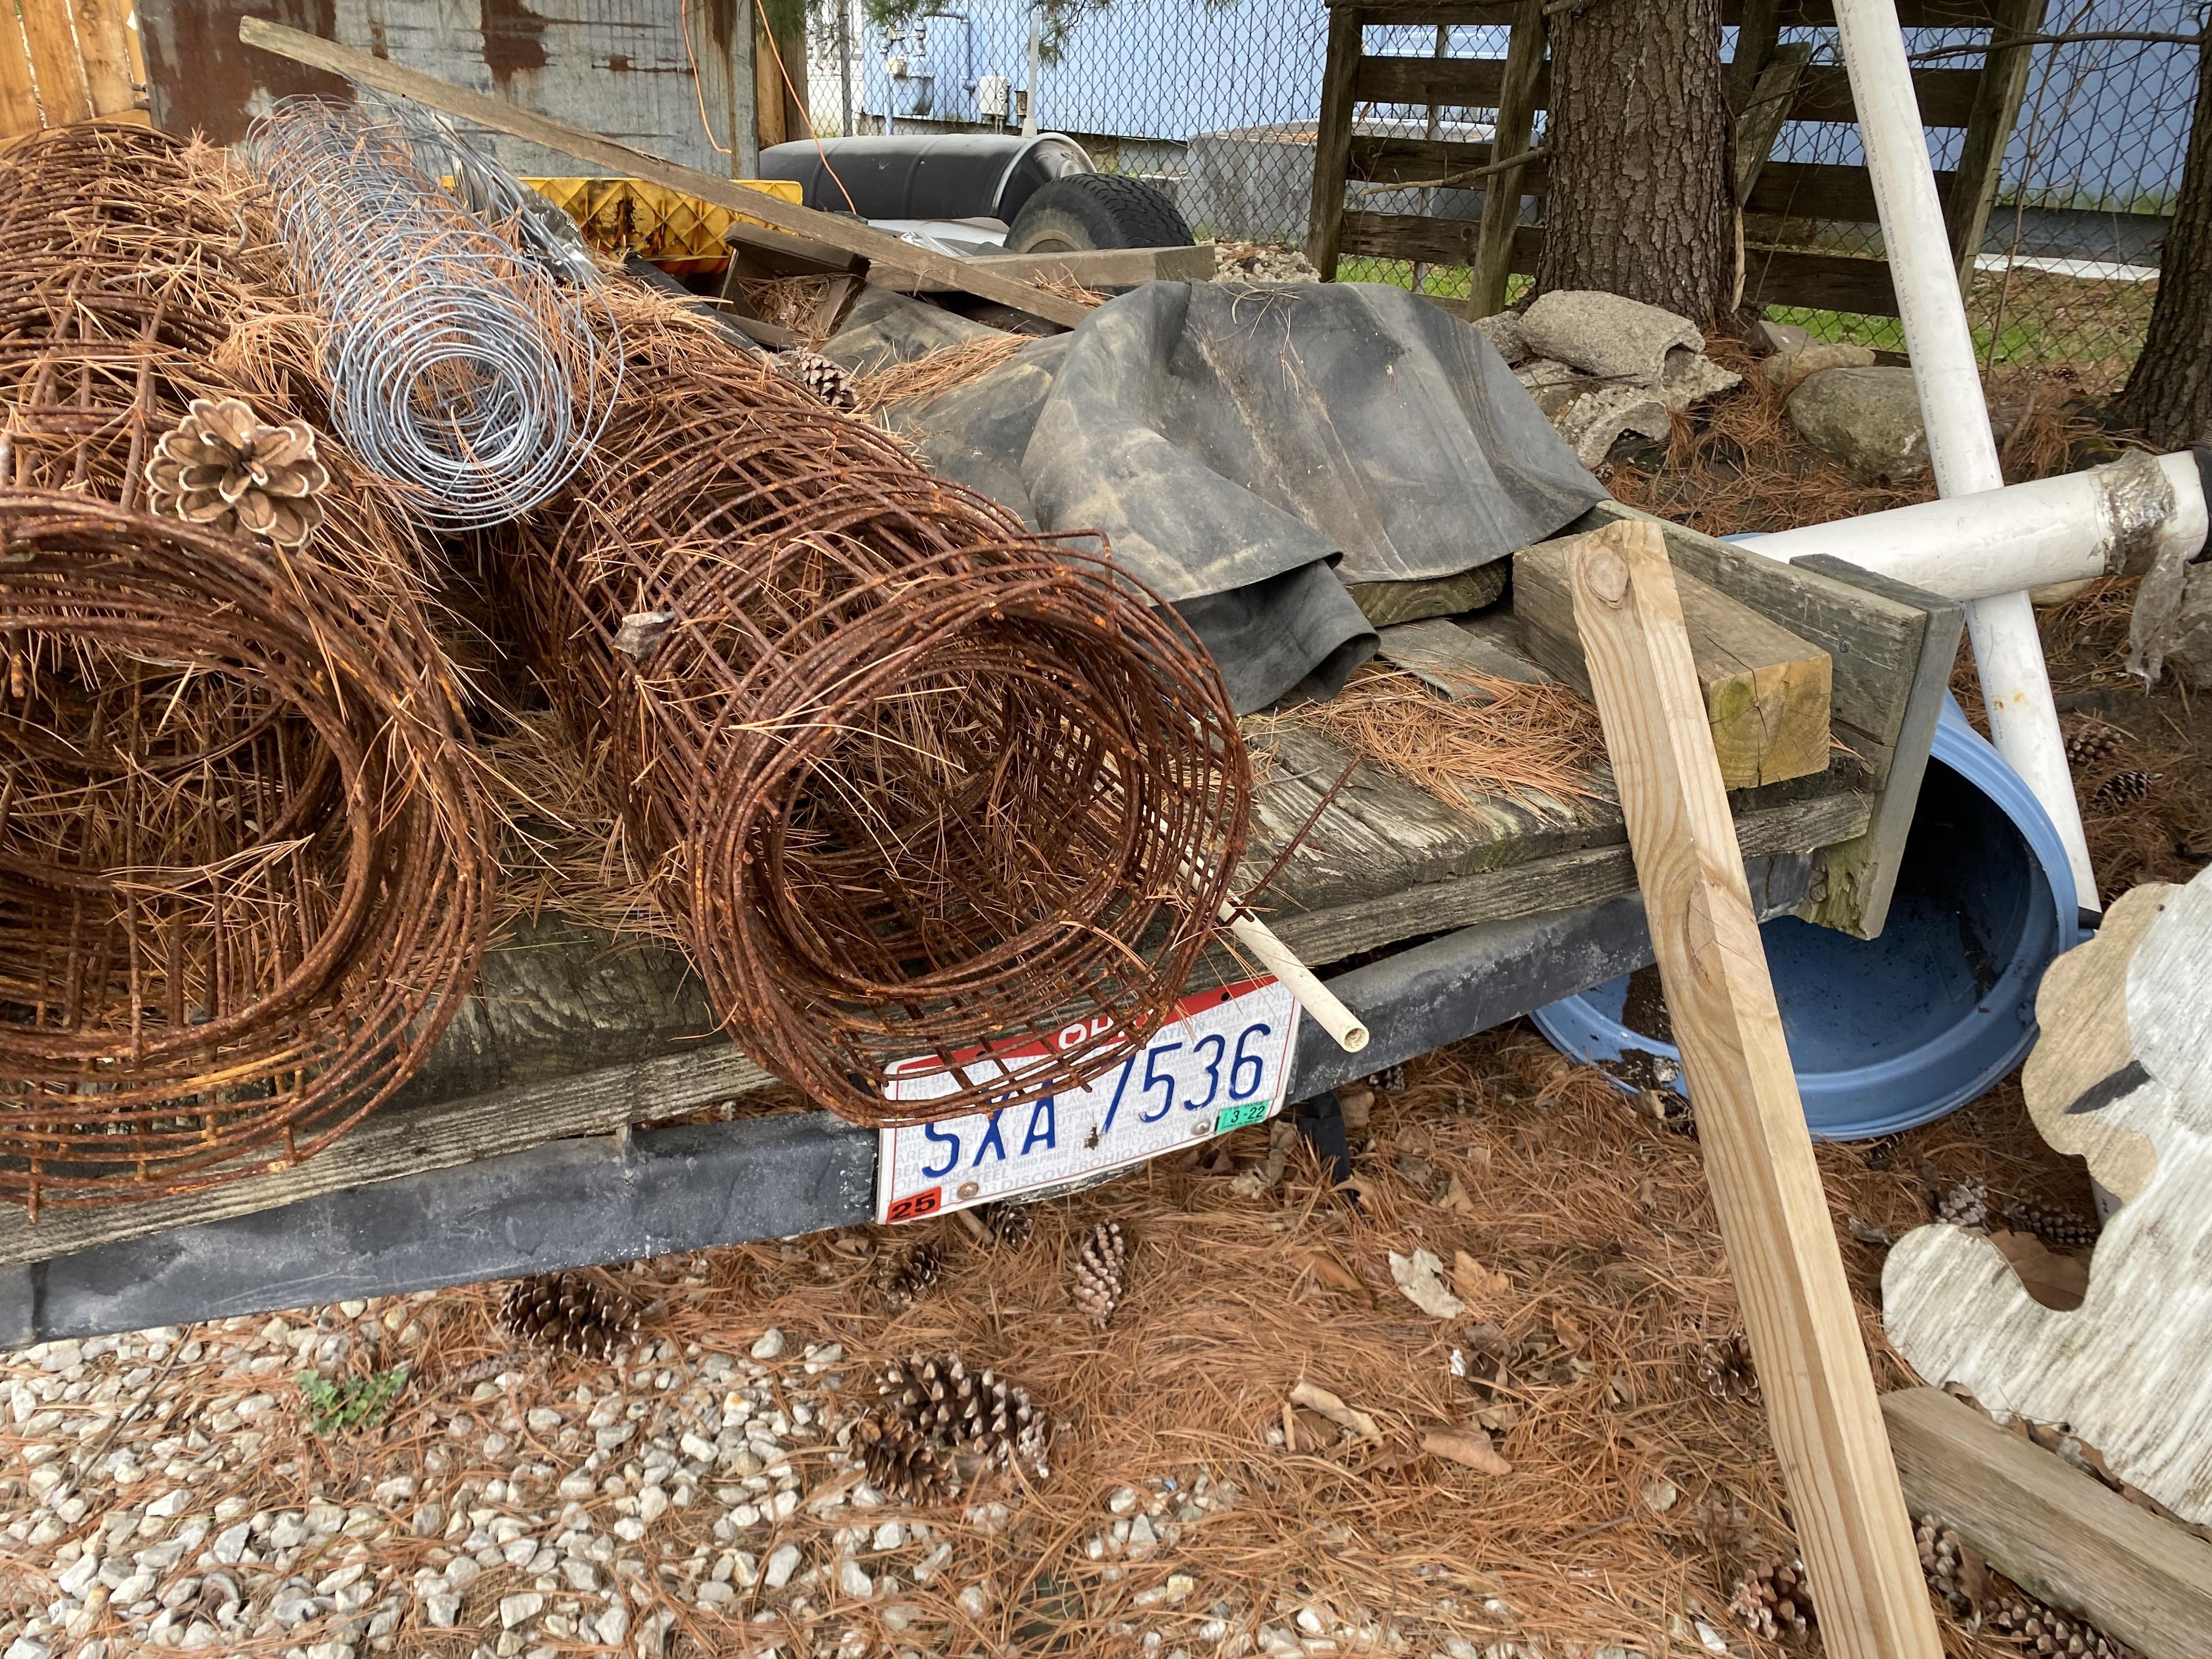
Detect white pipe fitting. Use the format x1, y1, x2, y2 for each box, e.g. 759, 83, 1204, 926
1740, 452, 2208, 602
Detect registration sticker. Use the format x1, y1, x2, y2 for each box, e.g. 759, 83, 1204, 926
876, 978, 1301, 1224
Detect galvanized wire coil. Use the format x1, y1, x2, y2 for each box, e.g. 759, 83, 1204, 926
502, 290, 1251, 1126
242, 96, 618, 531
0, 122, 495, 1210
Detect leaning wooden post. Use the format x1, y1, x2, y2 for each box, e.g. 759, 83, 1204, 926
1565, 517, 1942, 1659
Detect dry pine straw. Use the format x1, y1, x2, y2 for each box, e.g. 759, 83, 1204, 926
850, 335, 1029, 415
143, 1027, 2099, 1659
1274, 667, 1609, 818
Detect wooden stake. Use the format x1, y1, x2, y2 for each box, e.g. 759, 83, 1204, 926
1564, 517, 1941, 1659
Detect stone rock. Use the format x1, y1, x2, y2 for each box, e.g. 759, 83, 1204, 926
1787, 366, 1930, 482
1554, 385, 1673, 469
2155, 560, 2212, 688
1752, 317, 1810, 355
499, 1592, 544, 1629
1512, 357, 1585, 419
423, 1592, 461, 1628
1471, 311, 1530, 365
1658, 350, 1741, 412
763, 1543, 803, 1589
1762, 340, 1877, 399
1520, 290, 1703, 387
749, 1330, 786, 1361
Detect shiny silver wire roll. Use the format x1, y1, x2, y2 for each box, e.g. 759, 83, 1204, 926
241, 96, 619, 531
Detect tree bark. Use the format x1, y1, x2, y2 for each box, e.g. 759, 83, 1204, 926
1536, 0, 1736, 325
2118, 35, 2212, 448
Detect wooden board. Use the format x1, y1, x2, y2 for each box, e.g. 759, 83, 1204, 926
237, 17, 1092, 329
69, 0, 141, 119
1883, 1387, 2212, 1659
1949, 0, 2048, 276
1565, 516, 1942, 1659
18, 0, 93, 125
0, 10, 40, 137
1884, 866, 2212, 1525
1518, 544, 1834, 789
1470, 0, 1543, 318
1735, 42, 1811, 207
870, 242, 1219, 294
1350, 55, 1979, 130
1304, 1, 1364, 276
1376, 615, 1552, 697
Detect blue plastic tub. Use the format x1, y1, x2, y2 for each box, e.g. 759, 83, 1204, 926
1531, 698, 2085, 1139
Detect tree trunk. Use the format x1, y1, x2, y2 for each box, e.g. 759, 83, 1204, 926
1536, 0, 1735, 325
2117, 35, 2212, 448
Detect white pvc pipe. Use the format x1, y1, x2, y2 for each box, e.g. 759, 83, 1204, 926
1834, 0, 2099, 913
1739, 452, 2209, 603
1222, 905, 1369, 1052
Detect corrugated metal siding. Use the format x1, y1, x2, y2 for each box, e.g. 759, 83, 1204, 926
140, 0, 749, 178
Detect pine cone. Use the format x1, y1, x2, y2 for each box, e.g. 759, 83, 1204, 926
1364, 1063, 1408, 1093
2089, 769, 2154, 811
875, 1351, 1049, 1490
775, 347, 857, 411
497, 1271, 641, 1361
2065, 725, 2124, 767
1915, 1516, 1982, 1614
144, 397, 329, 547
1070, 1220, 1128, 1328
1933, 1179, 1991, 1230
876, 1241, 944, 1311
1696, 1332, 1760, 1406
1999, 1198, 2101, 1252
854, 1410, 948, 1504
1730, 1555, 1815, 1640
1988, 1591, 2135, 1658
974, 1202, 1033, 1249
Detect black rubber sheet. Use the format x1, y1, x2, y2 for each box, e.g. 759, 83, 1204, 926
861, 281, 1606, 712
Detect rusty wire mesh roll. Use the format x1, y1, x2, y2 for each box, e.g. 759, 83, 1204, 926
0, 122, 495, 1210
503, 291, 1249, 1125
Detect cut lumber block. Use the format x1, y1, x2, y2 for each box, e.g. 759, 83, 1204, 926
1517, 538, 1832, 789
237, 16, 1091, 329
1564, 517, 1940, 1659
870, 241, 1219, 294
1883, 1387, 2212, 1659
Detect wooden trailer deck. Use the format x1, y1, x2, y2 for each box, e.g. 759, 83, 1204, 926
0, 504, 1963, 1344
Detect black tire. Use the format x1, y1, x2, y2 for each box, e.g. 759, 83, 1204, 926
1003, 173, 1194, 253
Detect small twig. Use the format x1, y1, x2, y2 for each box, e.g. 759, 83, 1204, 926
78, 1325, 196, 1472
1907, 29, 2203, 62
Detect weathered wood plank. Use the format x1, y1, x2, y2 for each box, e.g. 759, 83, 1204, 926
0, 10, 41, 137
1735, 42, 1812, 207
1793, 553, 1959, 938
70, 0, 140, 119
1471, 0, 1543, 317
1883, 1388, 2212, 1659
1948, 0, 2048, 278
1581, 501, 1925, 757
237, 17, 1091, 328
1353, 55, 1977, 128
1748, 159, 1959, 228
1520, 548, 1835, 789
1726, 0, 1786, 113
871, 243, 1218, 294
1376, 615, 1554, 697
18, 0, 92, 124
1566, 517, 1942, 1659
1306, 2, 1366, 278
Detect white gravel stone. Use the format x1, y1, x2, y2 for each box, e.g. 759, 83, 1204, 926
838, 1560, 873, 1599
749, 1330, 786, 1360
499, 1592, 544, 1629
637, 1487, 669, 1526
763, 1544, 802, 1590
959, 1582, 992, 1619
696, 1581, 736, 1608
424, 1592, 461, 1627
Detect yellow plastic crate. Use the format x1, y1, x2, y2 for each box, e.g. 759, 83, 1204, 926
523, 176, 805, 273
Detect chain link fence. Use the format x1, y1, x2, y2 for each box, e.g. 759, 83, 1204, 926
801, 0, 2196, 389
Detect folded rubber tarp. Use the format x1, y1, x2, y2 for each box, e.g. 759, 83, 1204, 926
851, 281, 1607, 712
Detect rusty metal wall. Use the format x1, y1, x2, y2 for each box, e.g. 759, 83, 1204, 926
139, 0, 752, 178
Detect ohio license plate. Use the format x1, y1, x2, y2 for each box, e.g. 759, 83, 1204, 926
876, 977, 1301, 1224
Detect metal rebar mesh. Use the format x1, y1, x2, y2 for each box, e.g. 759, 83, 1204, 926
499, 289, 1251, 1126
242, 95, 621, 530
0, 122, 496, 1211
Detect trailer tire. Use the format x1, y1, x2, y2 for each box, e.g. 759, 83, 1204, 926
1003, 173, 1194, 253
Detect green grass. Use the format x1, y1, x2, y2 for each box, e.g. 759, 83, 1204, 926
1331, 257, 1535, 308
297, 1366, 410, 1435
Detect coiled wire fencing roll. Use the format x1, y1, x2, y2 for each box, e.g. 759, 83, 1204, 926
0, 122, 495, 1211
241, 95, 618, 531
502, 289, 1252, 1127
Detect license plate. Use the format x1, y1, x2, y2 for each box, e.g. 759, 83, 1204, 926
876, 977, 1301, 1224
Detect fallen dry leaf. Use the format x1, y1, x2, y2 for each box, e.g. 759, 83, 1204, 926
1438, 1174, 1477, 1215
1422, 1426, 1512, 1475
1450, 1248, 1509, 1304
1296, 1247, 1368, 1297
1288, 1380, 1382, 1444
1389, 1249, 1465, 1319
1989, 1229, 2089, 1310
